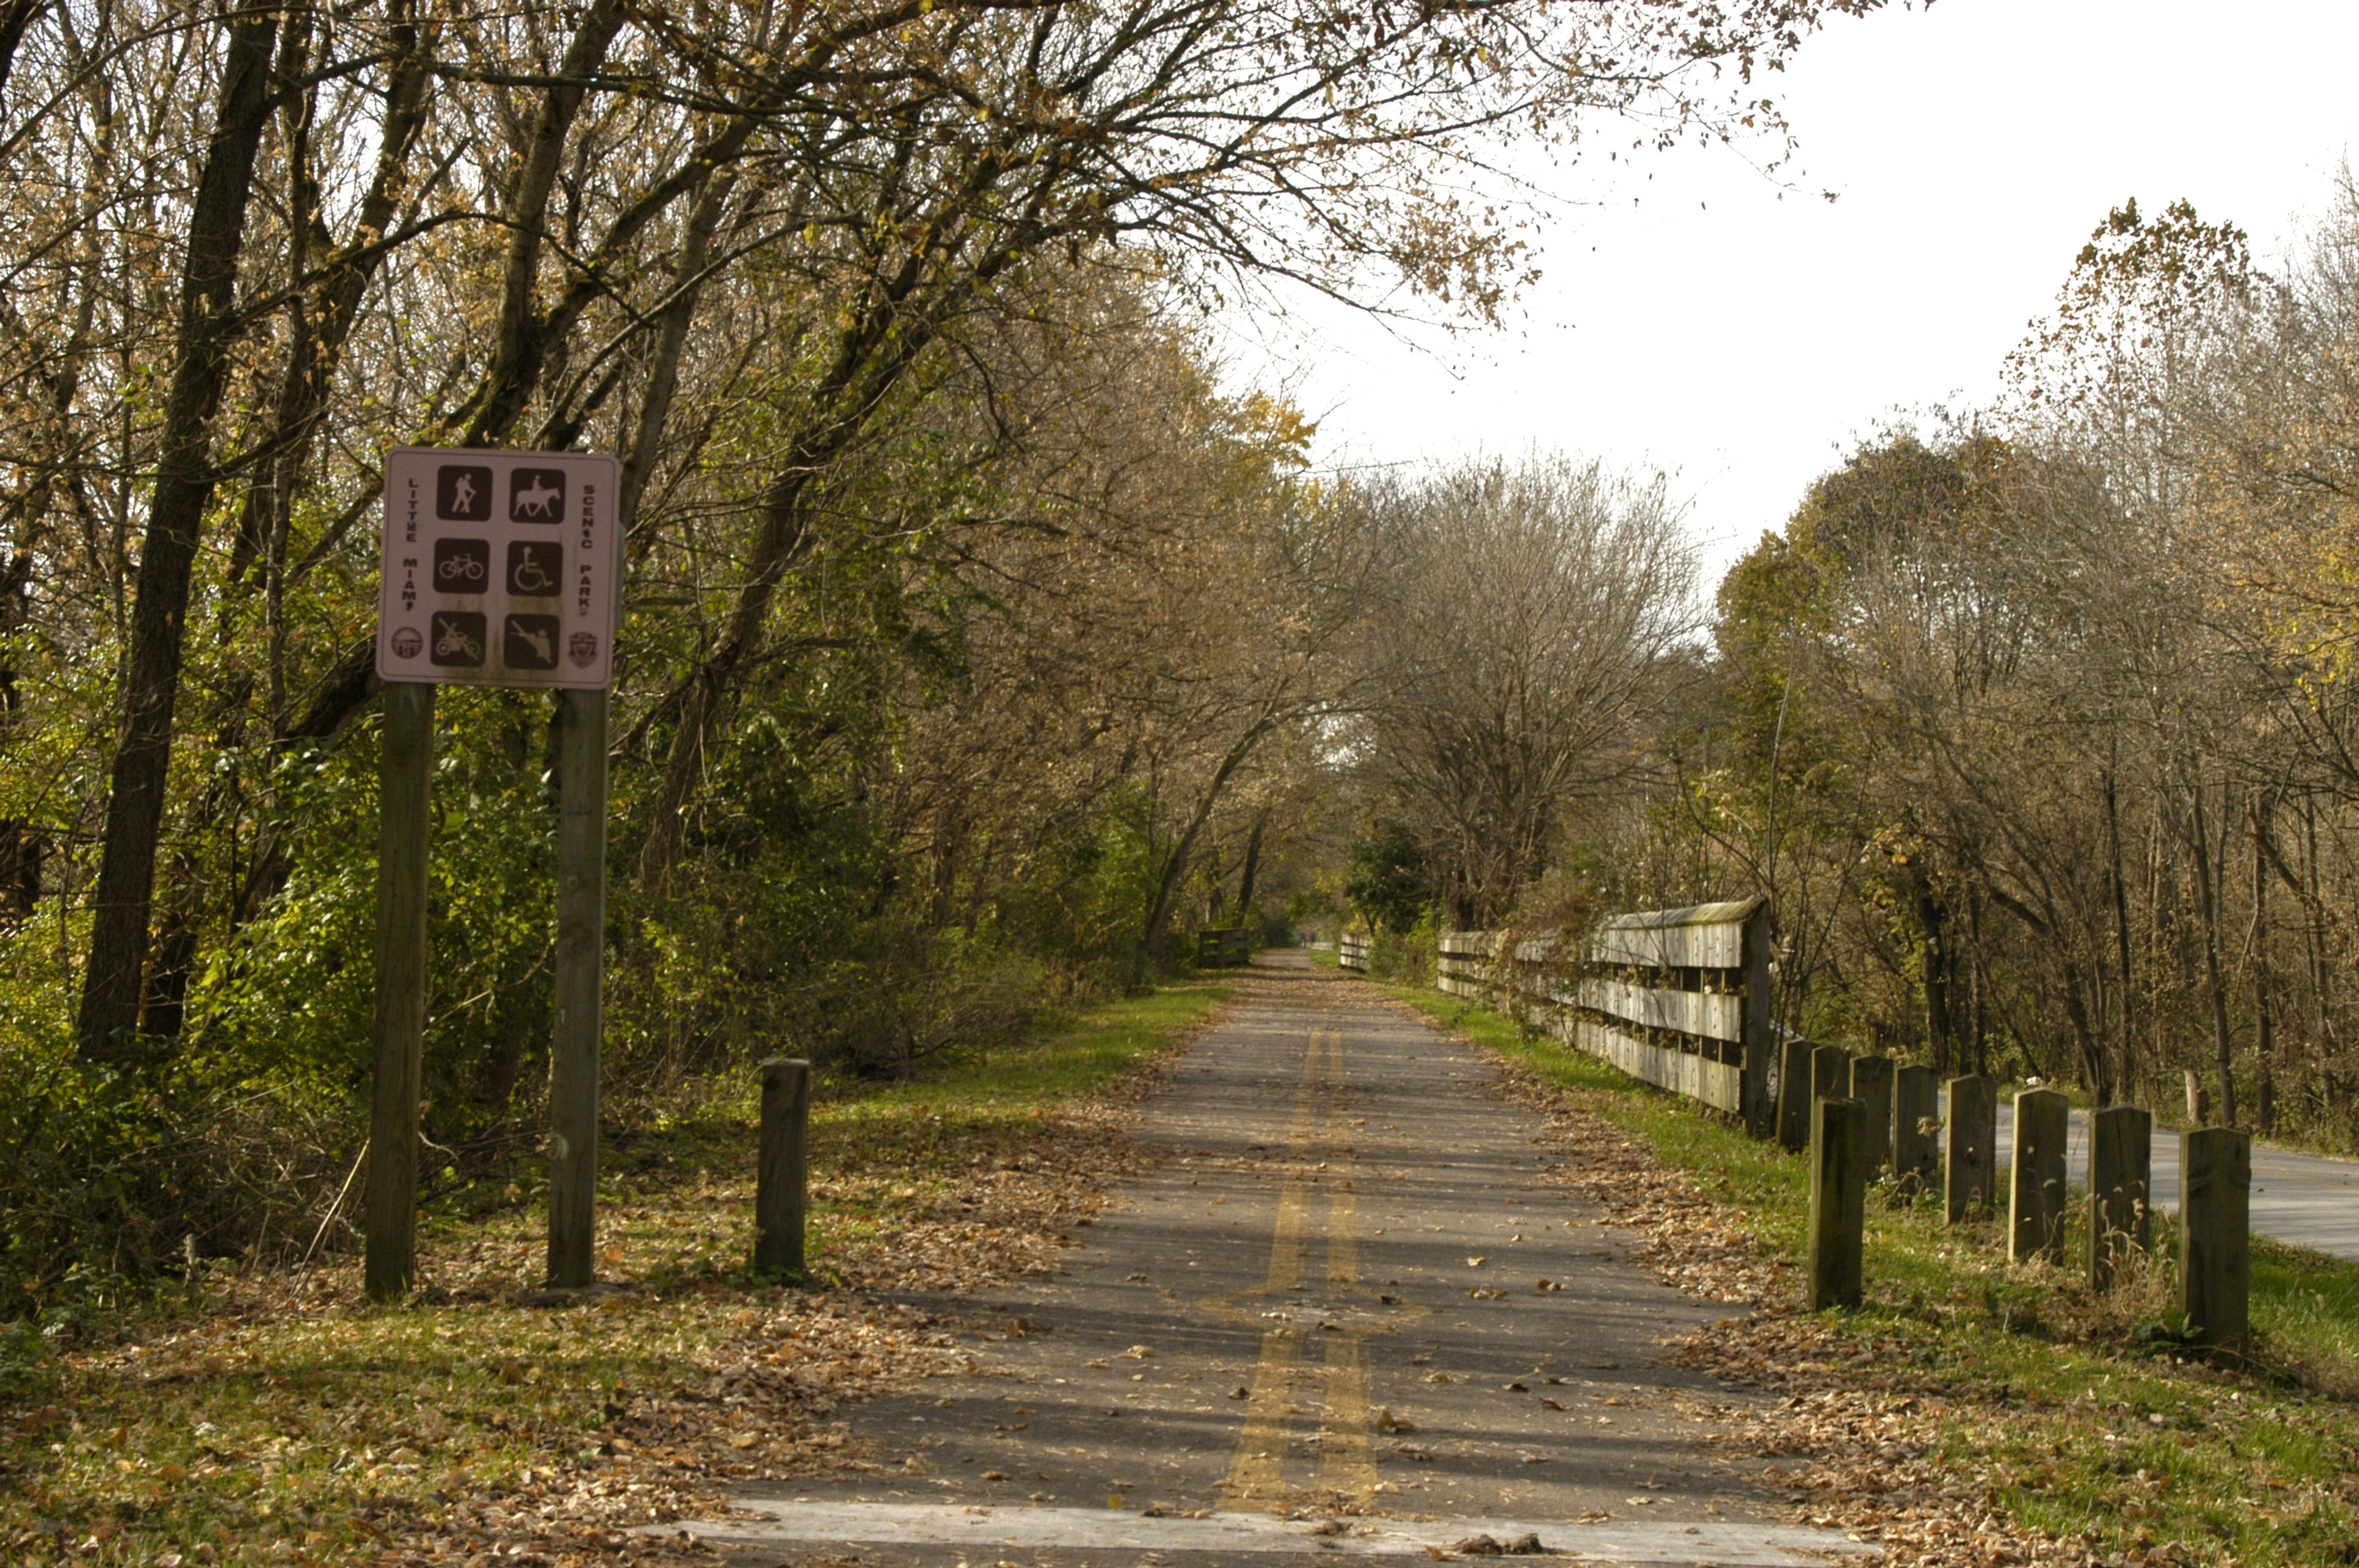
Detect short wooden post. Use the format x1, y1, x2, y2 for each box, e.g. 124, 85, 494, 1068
1809, 1096, 1867, 1310
1740, 907, 1777, 1140
2180, 1126, 2251, 1351
2008, 1088, 2070, 1265
756, 1058, 812, 1279
1847, 1056, 1894, 1176
1810, 1043, 1848, 1104
1893, 1064, 1939, 1194
366, 682, 434, 1303
1777, 1038, 1813, 1152
1945, 1074, 1996, 1224
2089, 1104, 2153, 1290
547, 687, 608, 1289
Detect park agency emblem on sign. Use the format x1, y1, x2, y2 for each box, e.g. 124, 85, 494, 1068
375, 448, 621, 689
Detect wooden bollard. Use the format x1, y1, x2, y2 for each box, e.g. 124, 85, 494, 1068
2008, 1088, 2070, 1265
1944, 1074, 1996, 1224
1777, 1038, 1813, 1152
2181, 1126, 2251, 1351
1810, 1043, 1849, 1105
756, 1058, 812, 1281
1848, 1056, 1894, 1176
2089, 1104, 2153, 1290
1893, 1064, 1939, 1194
1809, 1096, 1867, 1310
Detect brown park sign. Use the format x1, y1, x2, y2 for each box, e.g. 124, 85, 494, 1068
375, 447, 622, 689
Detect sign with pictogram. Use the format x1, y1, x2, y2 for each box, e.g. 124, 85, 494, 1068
376, 447, 621, 689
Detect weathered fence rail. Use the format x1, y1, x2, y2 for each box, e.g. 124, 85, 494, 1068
1347, 897, 2233, 1332
1195, 927, 1251, 968
1434, 898, 1777, 1135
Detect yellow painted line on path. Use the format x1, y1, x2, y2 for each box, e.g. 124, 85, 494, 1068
1219, 1025, 1384, 1507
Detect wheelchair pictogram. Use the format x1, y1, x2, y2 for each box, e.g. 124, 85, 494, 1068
506, 540, 563, 598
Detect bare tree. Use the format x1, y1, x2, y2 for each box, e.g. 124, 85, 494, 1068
1355, 453, 1697, 926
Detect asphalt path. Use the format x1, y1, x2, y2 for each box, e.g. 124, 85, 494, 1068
1975, 1095, 2359, 1259
689, 957, 1873, 1568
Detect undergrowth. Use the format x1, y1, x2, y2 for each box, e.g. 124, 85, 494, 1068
0, 979, 1230, 1566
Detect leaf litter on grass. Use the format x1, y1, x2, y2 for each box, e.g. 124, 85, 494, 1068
1391, 997, 2117, 1568
1, 990, 1230, 1568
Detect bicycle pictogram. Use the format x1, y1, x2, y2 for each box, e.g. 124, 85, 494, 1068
433, 537, 490, 595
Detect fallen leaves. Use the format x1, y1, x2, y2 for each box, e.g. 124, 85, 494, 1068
5, 987, 1232, 1568
1465, 1042, 2108, 1568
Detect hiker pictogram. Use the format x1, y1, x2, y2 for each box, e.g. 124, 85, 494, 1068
437, 464, 493, 521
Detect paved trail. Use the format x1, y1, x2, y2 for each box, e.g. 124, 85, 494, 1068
690, 958, 1871, 1567
1983, 1100, 2359, 1260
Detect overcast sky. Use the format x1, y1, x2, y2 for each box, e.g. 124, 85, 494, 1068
1226, 0, 2359, 588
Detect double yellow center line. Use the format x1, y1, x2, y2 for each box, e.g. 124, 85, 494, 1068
1211, 1024, 1395, 1505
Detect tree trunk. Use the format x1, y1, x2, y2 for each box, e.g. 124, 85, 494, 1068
1907, 861, 1954, 1074
1134, 714, 1277, 986
2104, 763, 2135, 1105
0, 0, 47, 112
2187, 774, 2239, 1128
2251, 796, 2275, 1133
74, 1, 282, 1066
460, 0, 632, 448
1235, 813, 1266, 920
2305, 797, 2336, 1125
618, 168, 735, 544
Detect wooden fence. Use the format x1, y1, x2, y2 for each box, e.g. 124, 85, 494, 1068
1195, 927, 1251, 967
1434, 898, 1777, 1135
1337, 930, 1371, 972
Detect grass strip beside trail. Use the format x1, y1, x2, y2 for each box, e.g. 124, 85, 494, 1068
0, 980, 1230, 1568
1385, 983, 2359, 1568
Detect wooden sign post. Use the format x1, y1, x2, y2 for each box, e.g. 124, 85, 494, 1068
364, 682, 434, 1301
367, 448, 620, 1303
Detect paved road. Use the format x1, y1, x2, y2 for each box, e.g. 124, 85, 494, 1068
688, 958, 1871, 1567
1978, 1097, 2359, 1259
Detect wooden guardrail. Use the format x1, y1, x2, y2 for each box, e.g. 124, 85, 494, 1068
1337, 930, 1371, 972
1436, 898, 1776, 1135
1196, 927, 1251, 967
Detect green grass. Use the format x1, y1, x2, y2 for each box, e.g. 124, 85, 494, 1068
0, 979, 1231, 1567
1385, 983, 2359, 1567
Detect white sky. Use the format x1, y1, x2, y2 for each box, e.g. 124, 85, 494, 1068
1226, 0, 2359, 588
